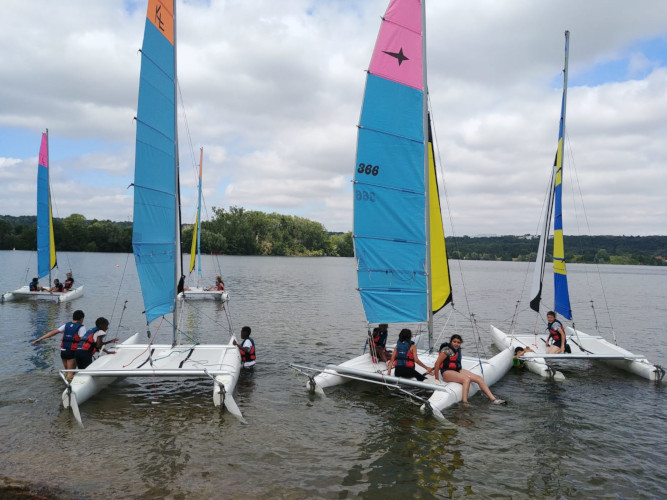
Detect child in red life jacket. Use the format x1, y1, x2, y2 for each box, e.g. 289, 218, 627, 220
433, 334, 505, 405
233, 326, 255, 369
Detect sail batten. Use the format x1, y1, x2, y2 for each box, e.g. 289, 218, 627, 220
354, 0, 450, 325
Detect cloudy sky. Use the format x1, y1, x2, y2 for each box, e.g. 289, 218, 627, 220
1, 0, 666, 236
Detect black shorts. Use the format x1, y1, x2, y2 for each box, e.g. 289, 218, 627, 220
60, 350, 76, 360
395, 365, 426, 381
75, 352, 94, 369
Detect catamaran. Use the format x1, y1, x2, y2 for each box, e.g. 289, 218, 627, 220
292, 0, 513, 419
178, 147, 229, 301
490, 32, 664, 383
60, 0, 242, 425
2, 130, 84, 303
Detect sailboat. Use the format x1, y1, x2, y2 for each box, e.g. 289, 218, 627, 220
178, 147, 229, 301
2, 130, 84, 303
293, 0, 513, 418
490, 31, 664, 383
60, 0, 242, 425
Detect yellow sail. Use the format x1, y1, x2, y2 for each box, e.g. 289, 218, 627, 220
428, 125, 451, 313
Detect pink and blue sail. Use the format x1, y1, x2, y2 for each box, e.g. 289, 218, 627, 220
132, 0, 178, 324
354, 0, 428, 324
36, 131, 56, 279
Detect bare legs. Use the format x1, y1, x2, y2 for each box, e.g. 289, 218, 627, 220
442, 368, 498, 403
62, 358, 76, 381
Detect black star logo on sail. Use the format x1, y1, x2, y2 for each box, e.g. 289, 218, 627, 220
383, 47, 409, 66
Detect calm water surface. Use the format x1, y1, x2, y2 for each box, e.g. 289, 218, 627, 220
0, 251, 665, 498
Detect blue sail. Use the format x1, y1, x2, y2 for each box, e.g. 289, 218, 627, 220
132, 3, 177, 325
553, 32, 572, 320
354, 2, 428, 325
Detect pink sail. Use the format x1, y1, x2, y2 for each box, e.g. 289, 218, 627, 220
368, 0, 423, 90
39, 133, 48, 168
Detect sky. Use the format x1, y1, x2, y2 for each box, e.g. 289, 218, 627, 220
1, 0, 666, 236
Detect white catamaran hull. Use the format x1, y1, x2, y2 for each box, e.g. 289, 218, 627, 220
489, 324, 662, 382
2, 285, 84, 303
420, 348, 513, 414
490, 325, 565, 380
62, 333, 242, 417
177, 288, 229, 301
310, 348, 513, 413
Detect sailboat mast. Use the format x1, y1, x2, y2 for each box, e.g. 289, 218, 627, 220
197, 148, 203, 281
422, 0, 433, 348
172, 0, 180, 345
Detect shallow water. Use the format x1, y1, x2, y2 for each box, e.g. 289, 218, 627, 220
0, 251, 665, 498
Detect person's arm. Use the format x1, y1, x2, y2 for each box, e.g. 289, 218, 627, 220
95, 336, 105, 351
433, 352, 446, 381
386, 348, 397, 374
412, 345, 433, 374
33, 327, 61, 345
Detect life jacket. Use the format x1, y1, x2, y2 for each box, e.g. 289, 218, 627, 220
61, 322, 83, 351
240, 338, 255, 363
395, 340, 415, 368
438, 342, 462, 373
64, 278, 74, 290
547, 320, 565, 345
77, 327, 100, 355
29, 281, 39, 291
53, 282, 64, 292
372, 328, 388, 348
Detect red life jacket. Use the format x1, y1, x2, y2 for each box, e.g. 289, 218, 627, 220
438, 343, 462, 373
77, 327, 101, 355
548, 320, 564, 345
240, 338, 255, 363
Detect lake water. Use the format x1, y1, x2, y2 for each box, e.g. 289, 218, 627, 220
0, 251, 665, 498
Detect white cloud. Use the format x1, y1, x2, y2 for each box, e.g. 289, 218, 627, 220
1, 0, 665, 235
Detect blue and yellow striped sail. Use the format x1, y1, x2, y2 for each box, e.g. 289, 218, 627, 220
36, 131, 56, 279
530, 31, 572, 320
552, 31, 572, 319
354, 0, 450, 324
132, 0, 178, 324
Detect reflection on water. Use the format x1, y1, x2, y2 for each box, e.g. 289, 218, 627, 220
0, 252, 665, 498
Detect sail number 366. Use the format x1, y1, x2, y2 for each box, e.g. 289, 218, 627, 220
357, 163, 380, 176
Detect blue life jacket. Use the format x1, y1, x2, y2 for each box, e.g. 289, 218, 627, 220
372, 328, 388, 348
61, 322, 83, 351
395, 340, 414, 368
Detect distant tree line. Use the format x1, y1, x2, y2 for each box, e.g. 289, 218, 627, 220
446, 235, 666, 266
1, 213, 664, 265
0, 209, 353, 257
